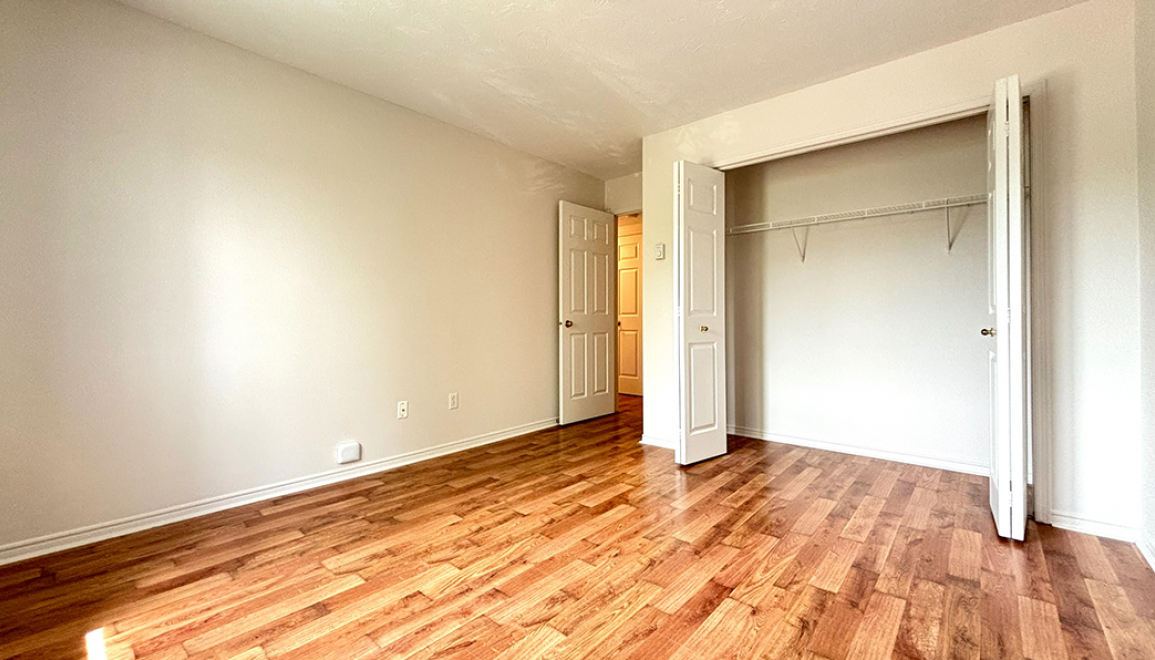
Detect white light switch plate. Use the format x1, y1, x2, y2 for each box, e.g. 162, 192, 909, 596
654, 243, 666, 260
335, 441, 361, 464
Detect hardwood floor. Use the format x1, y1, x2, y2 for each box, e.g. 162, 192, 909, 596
2, 395, 1154, 660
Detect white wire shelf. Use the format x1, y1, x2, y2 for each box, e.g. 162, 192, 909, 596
726, 193, 988, 236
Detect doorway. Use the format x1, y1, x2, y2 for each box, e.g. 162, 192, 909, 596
617, 214, 643, 397
556, 204, 645, 425
671, 76, 1035, 540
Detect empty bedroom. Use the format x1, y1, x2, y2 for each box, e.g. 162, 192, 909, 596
3, 0, 1155, 659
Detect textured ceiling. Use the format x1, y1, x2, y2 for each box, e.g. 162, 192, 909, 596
117, 0, 1083, 179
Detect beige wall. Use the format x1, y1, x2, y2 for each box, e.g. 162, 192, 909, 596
727, 116, 990, 472
643, 0, 1140, 536
1138, 0, 1155, 561
0, 0, 603, 555
605, 172, 643, 215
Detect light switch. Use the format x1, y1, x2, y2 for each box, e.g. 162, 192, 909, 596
654, 243, 666, 260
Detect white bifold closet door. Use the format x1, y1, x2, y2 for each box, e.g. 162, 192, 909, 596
987, 74, 1029, 541
675, 161, 728, 465
558, 201, 617, 425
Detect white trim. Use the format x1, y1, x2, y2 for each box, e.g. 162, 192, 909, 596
1048, 511, 1138, 543
710, 82, 1043, 172
729, 426, 988, 476
0, 418, 557, 567
712, 95, 991, 171
640, 434, 674, 450
1138, 534, 1155, 573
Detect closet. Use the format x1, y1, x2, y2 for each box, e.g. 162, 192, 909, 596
724, 115, 991, 473
672, 75, 1032, 540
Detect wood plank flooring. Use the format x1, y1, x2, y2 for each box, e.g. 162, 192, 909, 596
3, 395, 1155, 660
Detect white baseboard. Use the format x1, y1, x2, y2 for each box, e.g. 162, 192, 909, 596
0, 418, 557, 567
640, 434, 674, 450
728, 425, 989, 477
1138, 534, 1155, 573
1048, 511, 1138, 543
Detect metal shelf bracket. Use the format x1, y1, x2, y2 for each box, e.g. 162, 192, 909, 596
791, 227, 809, 264
946, 207, 954, 253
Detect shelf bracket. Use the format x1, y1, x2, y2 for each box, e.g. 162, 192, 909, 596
945, 207, 953, 253
791, 227, 809, 264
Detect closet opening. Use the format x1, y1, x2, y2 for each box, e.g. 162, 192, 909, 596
721, 102, 1034, 518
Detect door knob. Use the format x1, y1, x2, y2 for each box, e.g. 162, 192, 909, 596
700, 325, 709, 332
564, 320, 574, 328
981, 327, 996, 336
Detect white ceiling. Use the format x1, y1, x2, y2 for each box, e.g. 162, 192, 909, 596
118, 0, 1083, 180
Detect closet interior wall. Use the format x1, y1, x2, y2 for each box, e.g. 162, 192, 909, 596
725, 115, 991, 473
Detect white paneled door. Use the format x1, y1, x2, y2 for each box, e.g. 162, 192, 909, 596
675, 161, 727, 465
617, 221, 643, 396
986, 75, 1029, 541
559, 201, 617, 425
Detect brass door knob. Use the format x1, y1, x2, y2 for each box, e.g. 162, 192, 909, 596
700, 325, 709, 332
564, 320, 574, 328
981, 327, 996, 336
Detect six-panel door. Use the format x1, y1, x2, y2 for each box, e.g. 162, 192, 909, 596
617, 221, 643, 396
559, 201, 617, 425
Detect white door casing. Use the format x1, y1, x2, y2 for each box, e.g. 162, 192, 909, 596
675, 161, 728, 465
559, 201, 617, 425
617, 219, 643, 396
986, 75, 1028, 541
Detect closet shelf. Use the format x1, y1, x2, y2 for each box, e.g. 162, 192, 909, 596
726, 193, 988, 236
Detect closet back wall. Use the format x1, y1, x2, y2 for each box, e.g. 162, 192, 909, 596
726, 116, 990, 473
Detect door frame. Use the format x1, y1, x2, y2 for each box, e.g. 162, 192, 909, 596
693, 82, 1052, 524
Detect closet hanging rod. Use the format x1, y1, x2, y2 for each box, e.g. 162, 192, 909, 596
726, 194, 988, 236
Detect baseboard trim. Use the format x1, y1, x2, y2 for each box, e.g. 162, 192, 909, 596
1048, 512, 1138, 543
1138, 535, 1155, 572
0, 418, 558, 567
640, 434, 675, 450
728, 426, 989, 477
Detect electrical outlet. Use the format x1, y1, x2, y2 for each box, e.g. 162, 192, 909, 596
335, 441, 361, 464
397, 401, 408, 419
448, 392, 459, 410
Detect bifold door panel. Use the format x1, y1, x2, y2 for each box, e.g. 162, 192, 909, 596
675, 161, 728, 465
986, 75, 1029, 541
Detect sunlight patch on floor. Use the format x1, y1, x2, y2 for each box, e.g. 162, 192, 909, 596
85, 628, 107, 660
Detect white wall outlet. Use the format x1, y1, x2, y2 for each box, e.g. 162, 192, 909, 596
397, 401, 408, 419
448, 392, 459, 410
335, 441, 361, 465
654, 243, 666, 260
